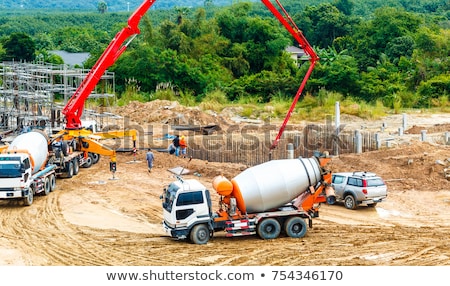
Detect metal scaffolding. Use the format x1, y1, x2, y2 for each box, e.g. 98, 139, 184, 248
0, 61, 116, 137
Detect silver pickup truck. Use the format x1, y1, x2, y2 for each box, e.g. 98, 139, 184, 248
331, 172, 388, 209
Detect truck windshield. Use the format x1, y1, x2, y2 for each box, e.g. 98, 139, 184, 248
0, 162, 23, 178
162, 183, 179, 212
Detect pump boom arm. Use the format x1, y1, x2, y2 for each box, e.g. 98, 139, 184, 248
62, 0, 157, 129
62, 0, 316, 152
261, 0, 319, 151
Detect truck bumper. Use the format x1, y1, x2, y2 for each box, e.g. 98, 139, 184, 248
0, 189, 28, 199
362, 197, 386, 205
162, 221, 189, 240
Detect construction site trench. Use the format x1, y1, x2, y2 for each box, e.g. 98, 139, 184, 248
0, 101, 449, 266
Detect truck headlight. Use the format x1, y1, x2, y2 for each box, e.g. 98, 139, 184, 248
14, 187, 22, 191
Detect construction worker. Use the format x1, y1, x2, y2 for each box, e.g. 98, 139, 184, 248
146, 148, 154, 172
172, 135, 180, 156
179, 135, 187, 158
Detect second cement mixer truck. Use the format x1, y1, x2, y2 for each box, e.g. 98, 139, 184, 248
161, 156, 336, 244
0, 130, 87, 206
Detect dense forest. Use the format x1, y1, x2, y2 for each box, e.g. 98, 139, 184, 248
0, 0, 237, 12
0, 0, 449, 111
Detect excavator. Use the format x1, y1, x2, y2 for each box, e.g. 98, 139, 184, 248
53, 0, 317, 175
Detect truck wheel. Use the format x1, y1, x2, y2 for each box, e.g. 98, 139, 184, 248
284, 217, 307, 238
72, 158, 80, 175
344, 195, 357, 210
190, 224, 210, 245
43, 177, 51, 196
65, 161, 74, 178
61, 141, 69, 156
82, 156, 93, 168
49, 174, 56, 192
23, 189, 34, 206
90, 153, 100, 164
257, 218, 281, 240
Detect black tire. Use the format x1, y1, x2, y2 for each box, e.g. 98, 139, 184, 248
90, 153, 100, 164
344, 194, 357, 210
43, 177, 50, 196
367, 203, 377, 207
190, 224, 210, 245
82, 156, 93, 168
257, 218, 281, 240
65, 161, 74, 178
284, 216, 307, 238
72, 158, 79, 175
61, 141, 69, 156
49, 174, 56, 192
23, 188, 34, 206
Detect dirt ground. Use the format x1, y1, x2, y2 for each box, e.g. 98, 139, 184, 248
0, 101, 449, 266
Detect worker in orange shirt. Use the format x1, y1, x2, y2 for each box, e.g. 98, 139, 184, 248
179, 135, 187, 158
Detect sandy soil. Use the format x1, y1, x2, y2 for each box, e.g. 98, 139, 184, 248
0, 102, 449, 266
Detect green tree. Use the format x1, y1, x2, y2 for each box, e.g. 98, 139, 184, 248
351, 7, 422, 70
52, 26, 105, 53
416, 74, 450, 107
216, 4, 290, 75
307, 47, 360, 96
298, 3, 353, 48
226, 70, 297, 102
385, 35, 415, 63
98, 1, 107, 14
334, 0, 354, 15
0, 43, 6, 60
1, 32, 35, 61
358, 54, 405, 102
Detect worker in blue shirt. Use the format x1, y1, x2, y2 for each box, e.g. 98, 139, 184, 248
146, 148, 154, 172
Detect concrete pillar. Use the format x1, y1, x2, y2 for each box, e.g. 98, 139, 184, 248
293, 134, 301, 149
355, 130, 362, 154
375, 133, 381, 150
287, 143, 294, 159
402, 113, 407, 131
335, 102, 340, 156
445, 132, 449, 145
398, 127, 403, 136
421, 130, 427, 141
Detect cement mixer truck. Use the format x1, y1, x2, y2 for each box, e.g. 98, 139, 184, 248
161, 156, 336, 244
0, 130, 87, 206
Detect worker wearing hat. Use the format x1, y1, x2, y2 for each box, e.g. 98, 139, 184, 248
179, 135, 187, 158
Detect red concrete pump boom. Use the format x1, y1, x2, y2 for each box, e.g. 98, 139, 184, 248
261, 0, 319, 152
62, 0, 157, 129
62, 0, 317, 150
